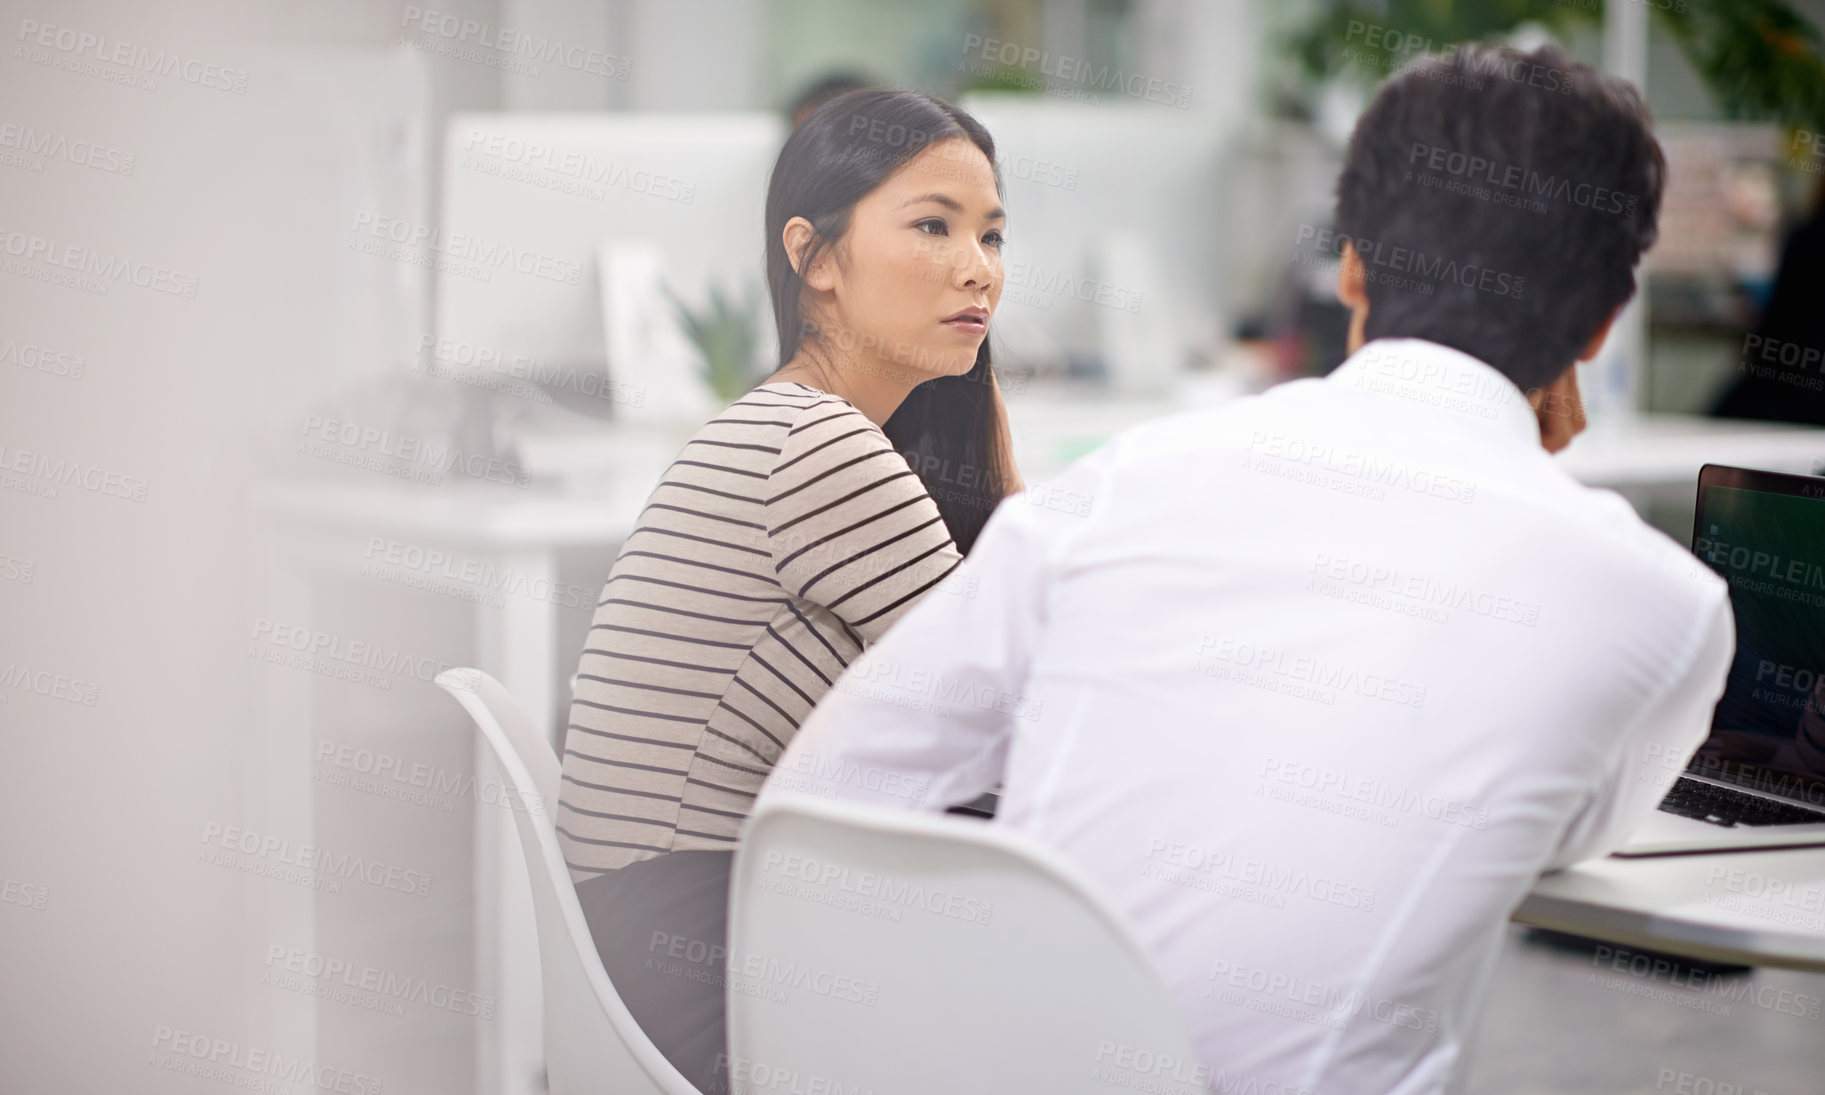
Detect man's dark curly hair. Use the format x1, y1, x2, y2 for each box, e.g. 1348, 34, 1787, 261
1333, 43, 1666, 393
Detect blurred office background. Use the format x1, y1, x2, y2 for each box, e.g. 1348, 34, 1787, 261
2, 1, 1824, 1093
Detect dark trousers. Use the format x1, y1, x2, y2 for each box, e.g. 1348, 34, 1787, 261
573, 850, 734, 1094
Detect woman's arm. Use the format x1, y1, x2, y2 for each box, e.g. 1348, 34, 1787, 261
759, 437, 1108, 813
760, 492, 1048, 812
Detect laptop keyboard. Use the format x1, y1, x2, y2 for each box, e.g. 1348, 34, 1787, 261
1659, 777, 1825, 828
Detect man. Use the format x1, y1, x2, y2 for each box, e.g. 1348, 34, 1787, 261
755, 44, 1734, 1094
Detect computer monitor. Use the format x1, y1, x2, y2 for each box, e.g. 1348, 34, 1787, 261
433, 112, 786, 404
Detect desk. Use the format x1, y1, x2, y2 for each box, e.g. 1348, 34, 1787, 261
250, 406, 1825, 1094
1515, 847, 1825, 973
1001, 389, 1825, 491
964, 790, 1825, 972
1553, 414, 1825, 491
253, 478, 646, 1095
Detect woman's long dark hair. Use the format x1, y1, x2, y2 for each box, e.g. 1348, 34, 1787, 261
764, 89, 1012, 555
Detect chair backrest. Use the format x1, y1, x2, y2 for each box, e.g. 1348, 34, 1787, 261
434, 668, 699, 1095
727, 795, 1206, 1095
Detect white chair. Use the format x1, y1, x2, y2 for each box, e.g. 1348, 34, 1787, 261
727, 795, 1206, 1095
433, 668, 700, 1095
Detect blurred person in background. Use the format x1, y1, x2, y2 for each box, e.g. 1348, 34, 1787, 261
763, 45, 1736, 1094
1711, 174, 1825, 424
788, 71, 876, 129
556, 89, 1021, 1089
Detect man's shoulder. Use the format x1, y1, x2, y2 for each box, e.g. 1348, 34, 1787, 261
1515, 476, 1732, 642
1538, 478, 1714, 579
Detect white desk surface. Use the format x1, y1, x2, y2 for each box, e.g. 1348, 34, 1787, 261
259, 400, 1825, 541
1001, 383, 1825, 489
1515, 847, 1825, 973
1553, 414, 1825, 488
251, 478, 645, 546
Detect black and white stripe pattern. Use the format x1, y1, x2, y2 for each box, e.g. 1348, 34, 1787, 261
557, 382, 963, 880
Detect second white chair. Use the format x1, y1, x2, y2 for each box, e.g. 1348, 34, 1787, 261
727, 794, 1206, 1095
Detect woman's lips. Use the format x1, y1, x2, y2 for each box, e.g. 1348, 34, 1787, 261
941, 310, 988, 335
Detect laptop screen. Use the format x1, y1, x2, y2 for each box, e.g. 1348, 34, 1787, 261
1690, 468, 1825, 809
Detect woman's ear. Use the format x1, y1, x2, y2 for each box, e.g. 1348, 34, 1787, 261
783, 217, 836, 292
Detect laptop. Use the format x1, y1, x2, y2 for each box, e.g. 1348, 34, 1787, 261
1616, 463, 1825, 856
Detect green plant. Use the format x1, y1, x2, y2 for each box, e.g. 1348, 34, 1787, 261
1658, 0, 1825, 135
666, 281, 765, 403
1287, 0, 1586, 91
1285, 0, 1825, 135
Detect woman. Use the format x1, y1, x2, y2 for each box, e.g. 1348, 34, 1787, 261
557, 89, 1019, 1091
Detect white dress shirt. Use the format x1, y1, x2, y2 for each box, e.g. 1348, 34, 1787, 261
757, 338, 1735, 1095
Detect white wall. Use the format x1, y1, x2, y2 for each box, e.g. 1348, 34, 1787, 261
0, 3, 775, 1091
625, 0, 768, 110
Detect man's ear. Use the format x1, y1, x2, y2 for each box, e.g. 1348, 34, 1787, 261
783, 217, 836, 292
1336, 240, 1368, 311
1337, 240, 1369, 354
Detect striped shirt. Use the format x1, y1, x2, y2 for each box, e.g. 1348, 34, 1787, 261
556, 381, 964, 880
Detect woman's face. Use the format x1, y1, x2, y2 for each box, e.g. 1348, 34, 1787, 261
805, 136, 1005, 381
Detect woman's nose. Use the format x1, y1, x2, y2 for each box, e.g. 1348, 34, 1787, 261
953, 245, 995, 290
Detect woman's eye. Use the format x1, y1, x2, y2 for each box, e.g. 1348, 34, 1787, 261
915, 219, 948, 237
983, 230, 1006, 250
